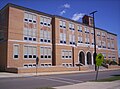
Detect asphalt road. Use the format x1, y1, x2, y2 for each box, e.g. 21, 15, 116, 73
0, 70, 120, 89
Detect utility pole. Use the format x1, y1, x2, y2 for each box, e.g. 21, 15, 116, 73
90, 11, 97, 71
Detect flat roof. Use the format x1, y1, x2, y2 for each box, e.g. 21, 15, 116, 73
0, 3, 117, 36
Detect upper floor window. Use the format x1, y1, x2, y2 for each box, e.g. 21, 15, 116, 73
69, 23, 75, 30
40, 16, 51, 27
40, 30, 51, 43
78, 36, 83, 43
102, 41, 106, 48
69, 34, 75, 45
59, 20, 66, 28
107, 35, 110, 39
60, 33, 66, 44
24, 12, 37, 24
91, 30, 94, 34
102, 32, 105, 37
97, 31, 101, 36
77, 25, 82, 32
23, 28, 37, 41
85, 27, 89, 33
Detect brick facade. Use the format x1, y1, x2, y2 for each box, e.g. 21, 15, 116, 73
0, 3, 119, 73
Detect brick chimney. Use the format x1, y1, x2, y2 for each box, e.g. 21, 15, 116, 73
82, 15, 93, 27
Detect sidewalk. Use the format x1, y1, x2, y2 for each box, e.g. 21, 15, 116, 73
54, 80, 120, 89
0, 68, 120, 78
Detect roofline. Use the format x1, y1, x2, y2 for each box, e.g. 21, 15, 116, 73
54, 15, 117, 36
0, 3, 117, 36
0, 3, 53, 17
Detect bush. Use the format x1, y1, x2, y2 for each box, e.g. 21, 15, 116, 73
109, 60, 118, 65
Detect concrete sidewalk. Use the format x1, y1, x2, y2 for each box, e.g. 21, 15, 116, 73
0, 68, 120, 78
54, 80, 120, 89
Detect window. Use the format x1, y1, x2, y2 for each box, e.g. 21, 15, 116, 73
24, 46, 37, 59
23, 16, 37, 42
78, 25, 82, 32
98, 40, 101, 48
92, 39, 94, 45
97, 31, 100, 36
69, 23, 75, 30
102, 53, 106, 59
59, 20, 66, 28
23, 28, 37, 41
40, 30, 51, 43
61, 50, 72, 59
40, 16, 51, 27
108, 42, 110, 49
91, 30, 94, 34
40, 47, 52, 59
78, 36, 83, 43
13, 45, 19, 59
40, 63, 52, 67
85, 34, 90, 44
102, 41, 106, 48
85, 27, 89, 33
102, 32, 105, 37
69, 34, 75, 45
60, 32, 66, 44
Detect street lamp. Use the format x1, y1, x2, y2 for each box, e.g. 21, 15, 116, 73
90, 11, 97, 71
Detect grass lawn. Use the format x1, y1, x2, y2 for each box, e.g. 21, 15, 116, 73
94, 75, 120, 82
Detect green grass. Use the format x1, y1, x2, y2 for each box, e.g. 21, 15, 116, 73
94, 75, 120, 82
36, 87, 55, 89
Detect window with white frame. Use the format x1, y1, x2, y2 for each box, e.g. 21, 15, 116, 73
107, 34, 110, 39
23, 46, 37, 59
78, 25, 82, 32
23, 28, 37, 41
91, 30, 94, 34
111, 42, 114, 49
24, 12, 37, 41
69, 23, 75, 30
85, 34, 90, 44
97, 31, 100, 36
60, 33, 66, 44
59, 20, 66, 28
92, 39, 94, 45
102, 32, 105, 37
108, 54, 111, 58
69, 34, 75, 45
40, 30, 51, 43
102, 53, 106, 59
40, 47, 52, 59
102, 41, 106, 48
98, 40, 101, 48
13, 45, 19, 59
85, 27, 89, 33
108, 42, 110, 49
40, 16, 51, 27
78, 36, 83, 43
61, 50, 72, 59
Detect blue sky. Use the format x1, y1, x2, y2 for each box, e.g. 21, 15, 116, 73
0, 0, 120, 56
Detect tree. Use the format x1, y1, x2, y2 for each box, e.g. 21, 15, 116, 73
95, 53, 104, 80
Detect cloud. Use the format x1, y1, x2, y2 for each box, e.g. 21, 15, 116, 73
59, 3, 70, 15
60, 10, 66, 15
72, 13, 85, 21
63, 3, 70, 8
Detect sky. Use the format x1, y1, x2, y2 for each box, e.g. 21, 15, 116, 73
0, 0, 120, 56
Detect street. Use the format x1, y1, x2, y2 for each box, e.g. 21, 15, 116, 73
0, 69, 120, 89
